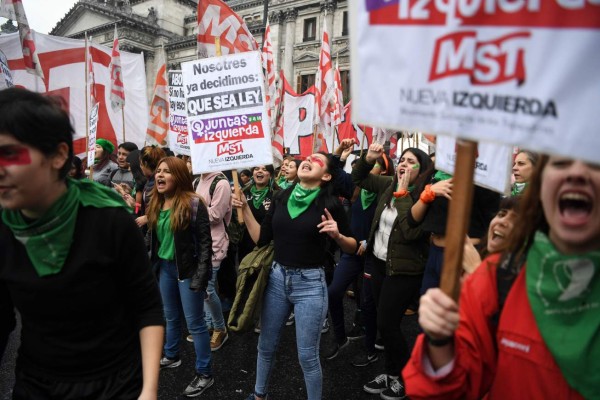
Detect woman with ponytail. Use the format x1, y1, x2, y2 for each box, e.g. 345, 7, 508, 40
351, 143, 432, 400
234, 152, 357, 400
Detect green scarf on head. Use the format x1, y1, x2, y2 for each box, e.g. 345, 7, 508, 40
526, 231, 600, 400
1, 178, 129, 277
360, 189, 377, 210
511, 182, 527, 196
434, 170, 453, 182
287, 183, 321, 219
250, 185, 269, 209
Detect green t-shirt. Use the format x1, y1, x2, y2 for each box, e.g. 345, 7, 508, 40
157, 209, 175, 260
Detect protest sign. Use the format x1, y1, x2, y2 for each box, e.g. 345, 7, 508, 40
351, 1, 600, 164
435, 134, 512, 194
168, 70, 191, 156
87, 103, 99, 167
0, 49, 13, 89
181, 51, 273, 173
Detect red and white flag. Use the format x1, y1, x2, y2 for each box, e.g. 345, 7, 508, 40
196, 0, 258, 58
314, 16, 334, 127
389, 133, 398, 160
86, 35, 97, 105
337, 101, 373, 148
109, 25, 125, 112
272, 70, 285, 166
331, 65, 344, 126
262, 20, 277, 130
0, 0, 43, 81
146, 50, 169, 146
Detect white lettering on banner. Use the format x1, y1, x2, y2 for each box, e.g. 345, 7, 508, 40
352, 1, 600, 164
431, 31, 530, 85
500, 337, 531, 353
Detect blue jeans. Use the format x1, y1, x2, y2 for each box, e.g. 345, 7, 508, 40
204, 264, 225, 330
158, 260, 211, 375
255, 262, 328, 400
328, 253, 364, 343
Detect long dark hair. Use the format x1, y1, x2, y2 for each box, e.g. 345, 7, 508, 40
504, 155, 550, 267
381, 147, 432, 206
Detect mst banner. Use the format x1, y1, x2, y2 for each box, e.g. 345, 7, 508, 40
181, 51, 272, 173
168, 71, 191, 156
351, 1, 600, 164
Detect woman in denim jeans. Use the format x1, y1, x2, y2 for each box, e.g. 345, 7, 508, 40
147, 157, 214, 398
234, 153, 358, 400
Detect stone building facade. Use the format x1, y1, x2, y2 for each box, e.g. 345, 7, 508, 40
46, 0, 350, 101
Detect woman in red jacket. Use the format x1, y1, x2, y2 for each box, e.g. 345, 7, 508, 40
403, 155, 600, 399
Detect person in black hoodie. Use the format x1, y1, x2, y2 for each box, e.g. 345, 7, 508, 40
147, 156, 214, 398
0, 87, 164, 399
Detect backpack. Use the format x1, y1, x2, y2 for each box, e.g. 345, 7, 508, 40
208, 173, 244, 245
227, 242, 274, 332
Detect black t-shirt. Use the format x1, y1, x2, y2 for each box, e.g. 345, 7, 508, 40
257, 190, 353, 268
0, 206, 164, 380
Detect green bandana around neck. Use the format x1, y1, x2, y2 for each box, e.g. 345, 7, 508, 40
434, 170, 453, 182
279, 180, 293, 190
1, 179, 129, 277
526, 231, 600, 400
511, 182, 527, 196
250, 185, 269, 209
360, 189, 377, 210
287, 183, 321, 219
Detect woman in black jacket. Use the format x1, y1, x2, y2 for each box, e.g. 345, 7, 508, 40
147, 156, 214, 398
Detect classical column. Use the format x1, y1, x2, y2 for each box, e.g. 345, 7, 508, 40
321, 1, 336, 46
269, 11, 284, 73
283, 8, 298, 85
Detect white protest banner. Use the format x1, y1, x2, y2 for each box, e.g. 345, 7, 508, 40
168, 71, 191, 156
181, 51, 273, 173
0, 49, 13, 89
351, 2, 600, 164
435, 134, 513, 194
0, 31, 148, 154
87, 103, 99, 167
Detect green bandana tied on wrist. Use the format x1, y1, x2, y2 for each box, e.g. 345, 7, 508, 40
250, 185, 269, 209
1, 178, 129, 277
526, 231, 600, 400
360, 189, 377, 210
287, 183, 321, 219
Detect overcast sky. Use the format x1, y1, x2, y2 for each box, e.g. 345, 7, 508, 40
2, 0, 79, 34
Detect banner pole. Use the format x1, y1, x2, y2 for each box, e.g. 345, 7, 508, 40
359, 128, 365, 157
215, 37, 244, 224
121, 104, 126, 143
84, 33, 94, 181
439, 140, 477, 301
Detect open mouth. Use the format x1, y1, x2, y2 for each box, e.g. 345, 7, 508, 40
559, 192, 592, 224
156, 179, 166, 190
491, 230, 505, 241
301, 163, 311, 172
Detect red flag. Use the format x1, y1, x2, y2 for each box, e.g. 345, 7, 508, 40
109, 25, 125, 112
86, 36, 97, 105
196, 0, 258, 58
146, 50, 169, 146
0, 0, 44, 82
262, 20, 277, 130
389, 133, 398, 160
337, 101, 373, 147
314, 16, 334, 127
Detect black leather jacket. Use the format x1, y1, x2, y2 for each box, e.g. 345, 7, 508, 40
150, 199, 213, 291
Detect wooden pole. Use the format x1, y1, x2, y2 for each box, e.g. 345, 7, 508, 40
359, 128, 366, 157
439, 139, 477, 301
214, 37, 244, 224
121, 104, 126, 143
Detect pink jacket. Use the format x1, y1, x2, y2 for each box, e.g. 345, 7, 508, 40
196, 172, 232, 265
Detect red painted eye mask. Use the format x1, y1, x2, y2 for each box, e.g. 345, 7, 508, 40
0, 146, 32, 166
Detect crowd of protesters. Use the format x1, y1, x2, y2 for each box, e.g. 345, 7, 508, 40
1, 87, 599, 400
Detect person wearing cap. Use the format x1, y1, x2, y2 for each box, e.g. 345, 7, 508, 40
93, 138, 117, 187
